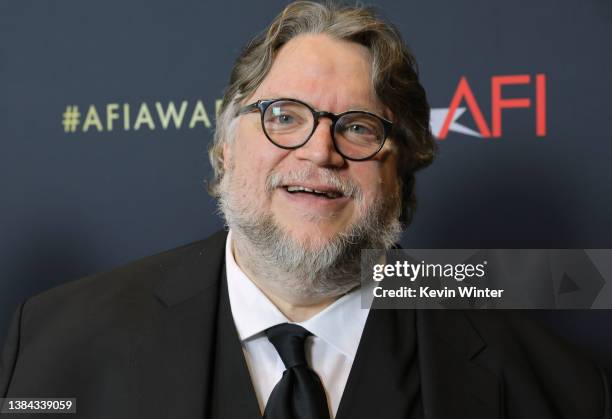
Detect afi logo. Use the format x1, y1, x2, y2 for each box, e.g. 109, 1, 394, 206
431, 74, 546, 139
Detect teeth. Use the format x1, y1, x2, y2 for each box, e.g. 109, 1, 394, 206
286, 186, 342, 199
287, 186, 313, 193
320, 190, 341, 199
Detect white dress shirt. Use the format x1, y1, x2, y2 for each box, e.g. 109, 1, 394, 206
225, 231, 370, 418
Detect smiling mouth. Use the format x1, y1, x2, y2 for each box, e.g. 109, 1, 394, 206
283, 185, 344, 199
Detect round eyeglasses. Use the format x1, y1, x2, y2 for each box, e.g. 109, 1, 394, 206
236, 98, 393, 161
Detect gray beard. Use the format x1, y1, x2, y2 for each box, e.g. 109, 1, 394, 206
218, 169, 403, 301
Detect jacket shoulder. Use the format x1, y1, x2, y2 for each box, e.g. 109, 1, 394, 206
466, 310, 610, 418
19, 230, 228, 343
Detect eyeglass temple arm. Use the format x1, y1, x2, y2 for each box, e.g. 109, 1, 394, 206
235, 102, 260, 116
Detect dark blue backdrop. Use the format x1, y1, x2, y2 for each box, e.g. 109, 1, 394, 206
1, 0, 611, 374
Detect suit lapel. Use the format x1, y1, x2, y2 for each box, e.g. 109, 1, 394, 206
337, 308, 501, 419
416, 310, 500, 419
131, 231, 228, 419
336, 308, 422, 419
209, 270, 261, 419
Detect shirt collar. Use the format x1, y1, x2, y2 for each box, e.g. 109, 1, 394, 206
225, 230, 369, 361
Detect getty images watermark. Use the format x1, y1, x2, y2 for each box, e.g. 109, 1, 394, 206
360, 249, 612, 309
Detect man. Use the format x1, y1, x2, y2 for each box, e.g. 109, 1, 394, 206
1, 2, 610, 418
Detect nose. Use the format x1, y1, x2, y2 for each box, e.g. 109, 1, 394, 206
292, 118, 345, 168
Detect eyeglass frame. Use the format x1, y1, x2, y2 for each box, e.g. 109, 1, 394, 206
235, 98, 394, 161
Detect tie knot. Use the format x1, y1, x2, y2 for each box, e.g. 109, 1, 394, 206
265, 323, 312, 369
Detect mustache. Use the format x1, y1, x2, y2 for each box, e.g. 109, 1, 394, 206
265, 167, 362, 199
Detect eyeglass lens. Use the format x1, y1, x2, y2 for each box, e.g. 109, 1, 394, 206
262, 100, 385, 159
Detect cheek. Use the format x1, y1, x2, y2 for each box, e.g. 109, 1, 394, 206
231, 121, 288, 192
381, 161, 400, 196
376, 148, 401, 195
353, 160, 399, 203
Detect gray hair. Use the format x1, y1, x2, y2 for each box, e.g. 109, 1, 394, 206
208, 0, 436, 225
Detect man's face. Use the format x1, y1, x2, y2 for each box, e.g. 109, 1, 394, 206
223, 34, 400, 250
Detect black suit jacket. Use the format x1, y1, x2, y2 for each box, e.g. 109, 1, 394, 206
1, 230, 610, 418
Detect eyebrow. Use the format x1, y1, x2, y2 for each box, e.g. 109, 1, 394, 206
261, 94, 385, 115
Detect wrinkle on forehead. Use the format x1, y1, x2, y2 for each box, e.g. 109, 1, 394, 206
253, 34, 385, 116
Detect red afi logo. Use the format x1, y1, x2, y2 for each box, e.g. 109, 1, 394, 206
432, 74, 546, 139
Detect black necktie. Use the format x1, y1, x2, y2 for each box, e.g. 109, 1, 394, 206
263, 323, 331, 419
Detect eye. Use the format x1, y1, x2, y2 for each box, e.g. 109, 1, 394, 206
340, 122, 377, 137
264, 107, 301, 126
276, 114, 295, 124
347, 124, 373, 135
336, 115, 383, 147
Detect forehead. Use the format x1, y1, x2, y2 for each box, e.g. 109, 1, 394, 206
253, 34, 384, 115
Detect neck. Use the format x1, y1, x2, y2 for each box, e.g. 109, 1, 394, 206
231, 235, 341, 322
